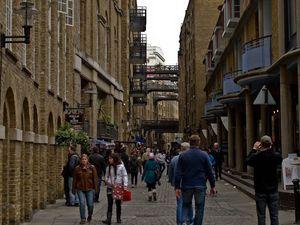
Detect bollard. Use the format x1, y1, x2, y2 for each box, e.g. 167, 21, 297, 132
293, 179, 300, 224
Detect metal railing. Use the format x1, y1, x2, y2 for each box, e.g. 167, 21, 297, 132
146, 82, 178, 93
223, 70, 242, 95
130, 7, 146, 32
97, 121, 118, 140
242, 35, 272, 72
130, 33, 147, 64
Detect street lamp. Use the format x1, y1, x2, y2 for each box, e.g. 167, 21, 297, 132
1, 1, 38, 48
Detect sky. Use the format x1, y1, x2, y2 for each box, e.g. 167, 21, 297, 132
137, 0, 189, 65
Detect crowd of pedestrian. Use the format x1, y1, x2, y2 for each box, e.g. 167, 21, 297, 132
60, 133, 282, 225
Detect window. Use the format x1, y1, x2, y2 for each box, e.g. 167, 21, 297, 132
285, 0, 297, 50
66, 0, 74, 26
58, 0, 67, 14
5, 0, 12, 49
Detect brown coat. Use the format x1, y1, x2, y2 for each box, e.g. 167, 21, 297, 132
72, 163, 99, 192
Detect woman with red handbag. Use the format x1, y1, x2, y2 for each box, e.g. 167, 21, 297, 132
102, 153, 128, 225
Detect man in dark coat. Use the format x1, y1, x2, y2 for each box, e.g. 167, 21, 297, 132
245, 135, 282, 225
89, 146, 106, 202
211, 142, 223, 180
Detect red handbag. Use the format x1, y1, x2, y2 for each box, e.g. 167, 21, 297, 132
123, 190, 132, 201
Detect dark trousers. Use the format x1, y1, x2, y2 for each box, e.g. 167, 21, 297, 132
147, 182, 156, 191
255, 191, 279, 225
94, 178, 102, 202
215, 164, 222, 179
131, 172, 138, 186
63, 176, 70, 204
107, 193, 121, 221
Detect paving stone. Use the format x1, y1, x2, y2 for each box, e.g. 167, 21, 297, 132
21, 175, 295, 225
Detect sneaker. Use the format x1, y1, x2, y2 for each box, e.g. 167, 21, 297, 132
102, 219, 111, 224
87, 215, 92, 222
80, 220, 86, 224
131, 185, 134, 188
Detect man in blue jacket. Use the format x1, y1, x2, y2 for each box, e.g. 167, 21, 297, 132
175, 135, 216, 225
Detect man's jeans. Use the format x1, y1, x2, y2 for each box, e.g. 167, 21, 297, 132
177, 194, 193, 225
255, 191, 279, 225
182, 188, 206, 225
68, 177, 79, 205
77, 190, 95, 220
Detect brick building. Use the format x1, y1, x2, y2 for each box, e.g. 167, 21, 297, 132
178, 0, 223, 141
0, 0, 139, 224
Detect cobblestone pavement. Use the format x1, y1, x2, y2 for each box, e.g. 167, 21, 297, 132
22, 174, 295, 225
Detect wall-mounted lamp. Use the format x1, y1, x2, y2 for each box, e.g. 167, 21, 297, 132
83, 88, 97, 107
1, 1, 38, 48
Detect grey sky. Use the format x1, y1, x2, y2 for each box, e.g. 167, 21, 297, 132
137, 0, 189, 65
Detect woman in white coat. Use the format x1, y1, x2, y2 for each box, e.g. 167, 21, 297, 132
102, 153, 128, 225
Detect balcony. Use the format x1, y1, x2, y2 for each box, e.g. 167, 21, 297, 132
133, 65, 147, 80
205, 51, 215, 73
223, 70, 242, 95
130, 33, 147, 64
212, 27, 224, 62
129, 80, 147, 97
204, 91, 223, 116
146, 65, 179, 74
130, 7, 146, 32
97, 121, 118, 140
133, 97, 147, 106
141, 119, 179, 133
222, 0, 240, 38
147, 82, 178, 93
242, 35, 272, 72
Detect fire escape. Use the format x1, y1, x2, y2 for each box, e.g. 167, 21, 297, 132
129, 8, 179, 133
129, 7, 147, 105
142, 65, 179, 133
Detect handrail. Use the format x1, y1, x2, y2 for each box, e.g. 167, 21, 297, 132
242, 35, 272, 50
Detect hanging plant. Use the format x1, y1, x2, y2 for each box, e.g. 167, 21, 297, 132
55, 123, 90, 154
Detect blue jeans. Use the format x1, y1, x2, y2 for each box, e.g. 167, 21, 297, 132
255, 191, 279, 225
68, 177, 79, 205
77, 190, 95, 220
177, 194, 193, 225
182, 188, 206, 225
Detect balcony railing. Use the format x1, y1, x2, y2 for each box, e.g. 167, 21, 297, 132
146, 74, 178, 81
242, 35, 272, 72
146, 65, 179, 74
204, 94, 223, 115
97, 121, 118, 140
146, 82, 178, 93
223, 70, 242, 95
130, 7, 146, 32
129, 80, 147, 97
133, 65, 147, 79
130, 33, 147, 64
